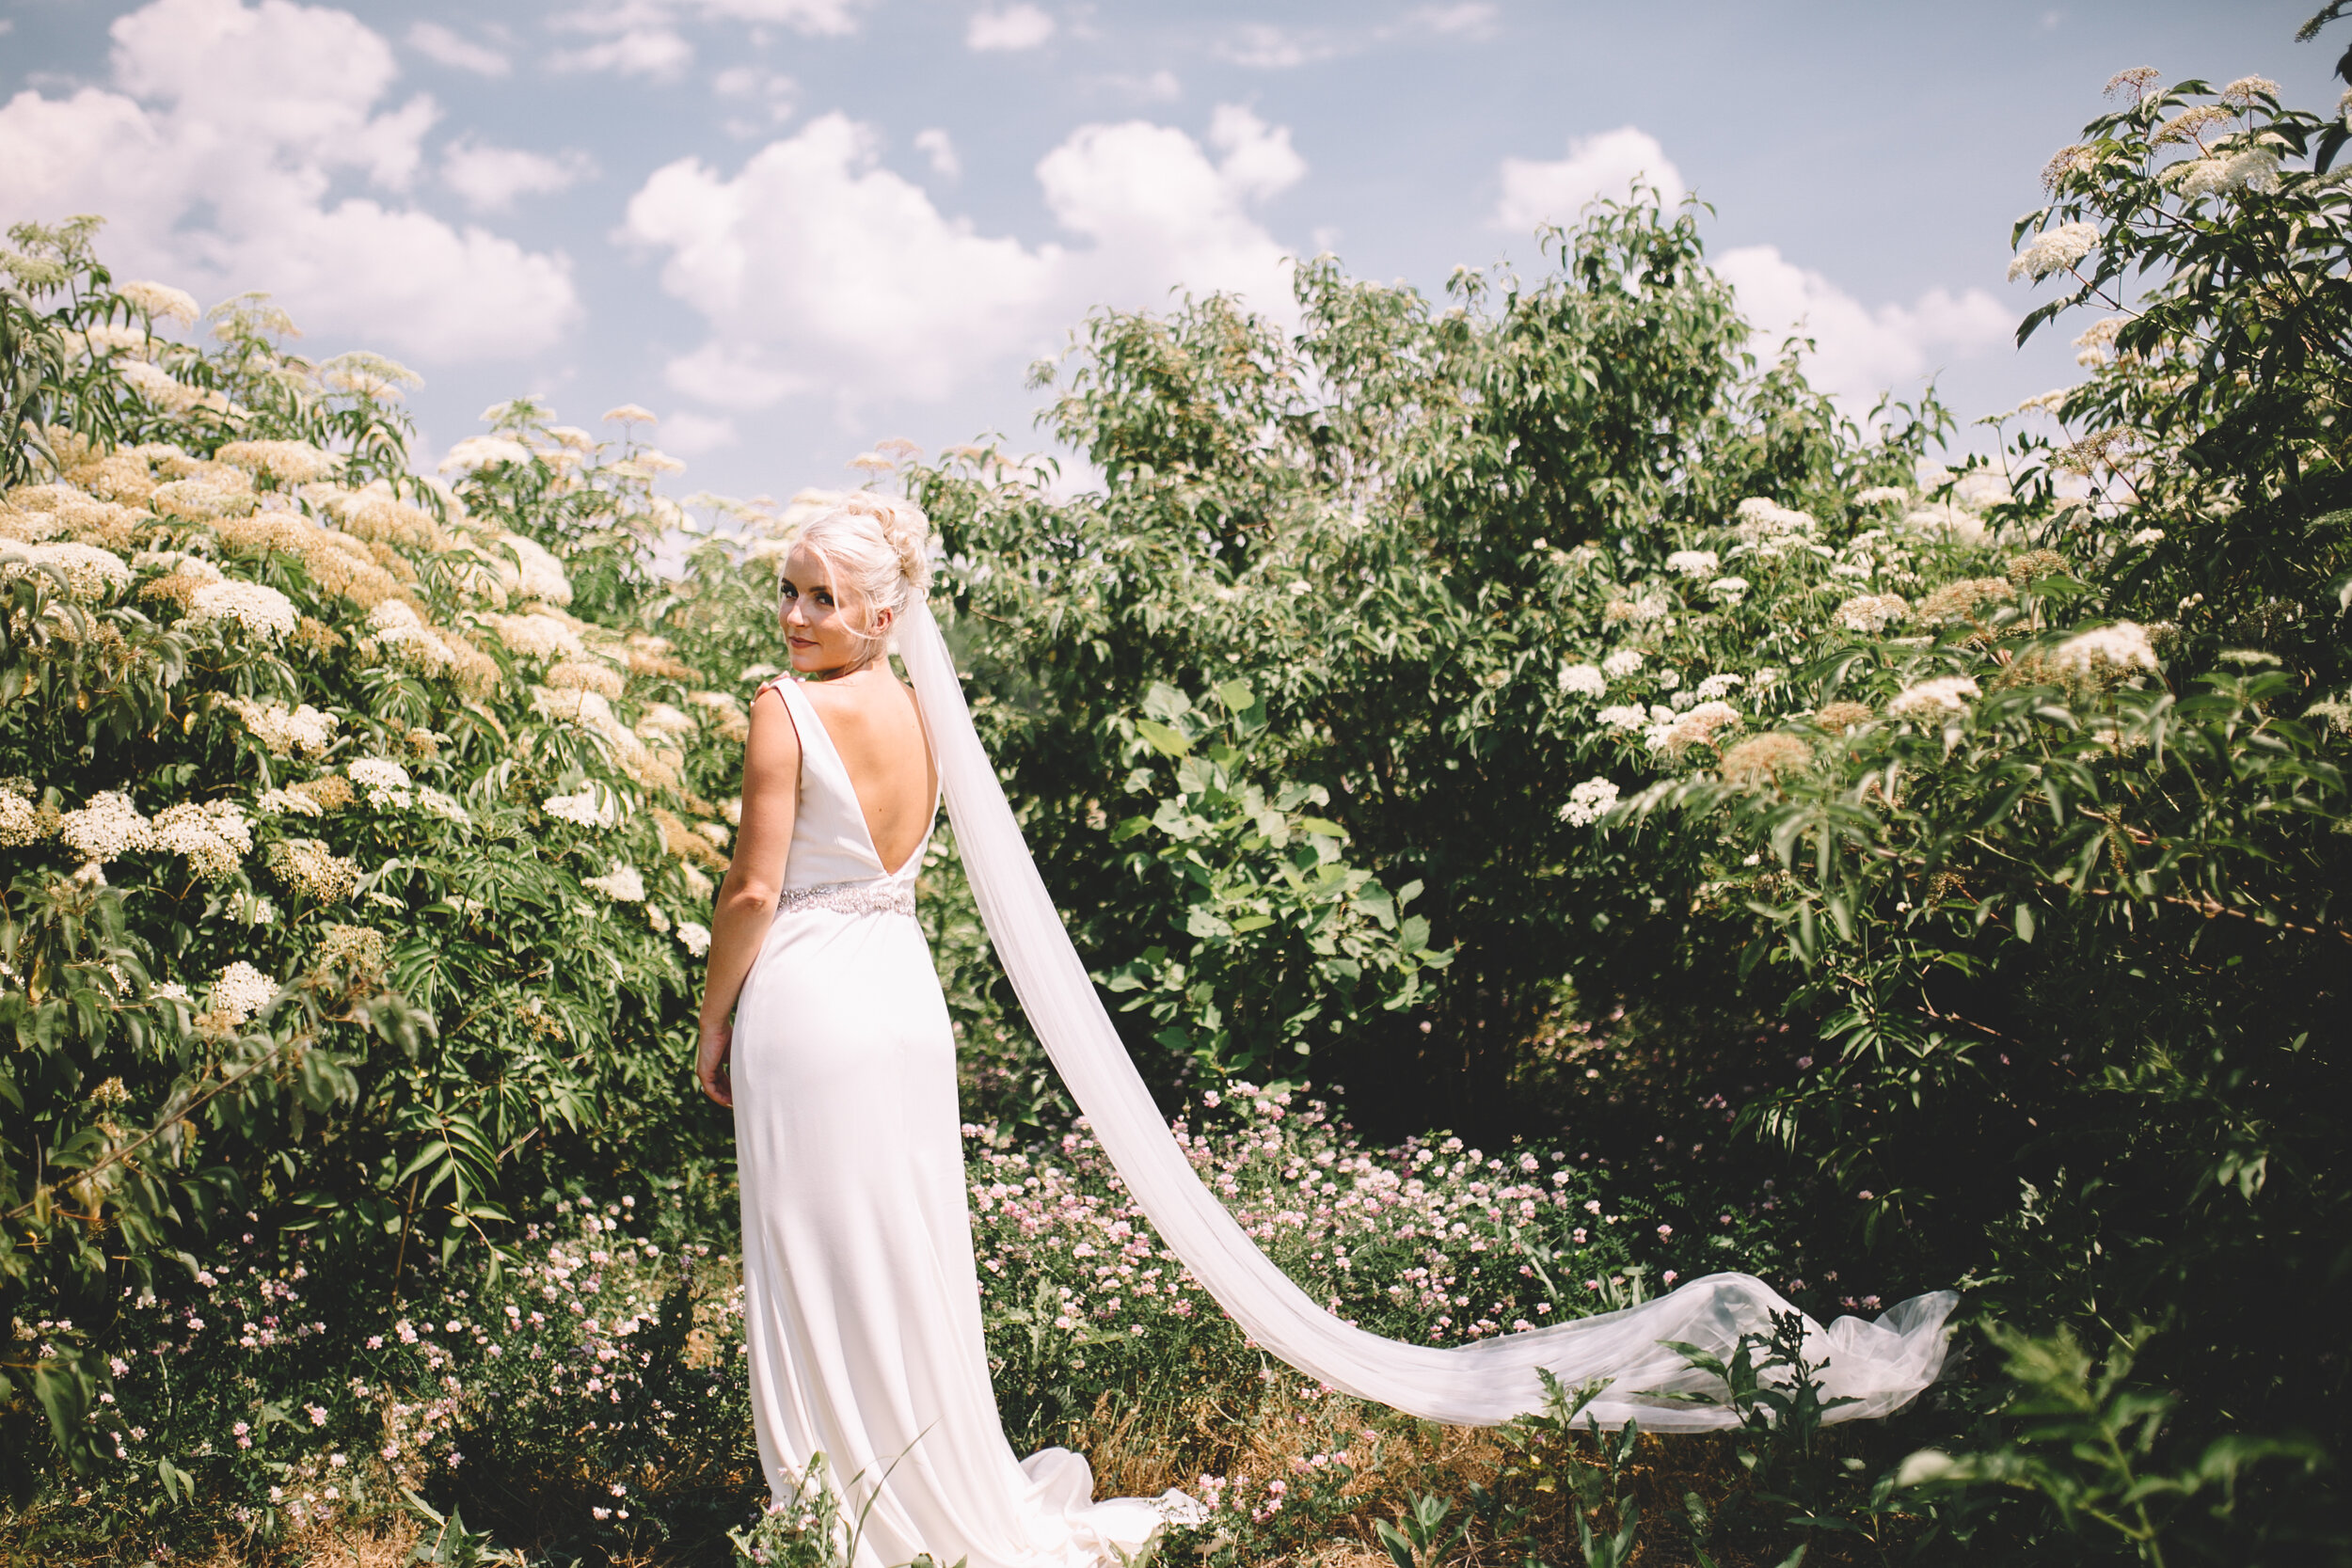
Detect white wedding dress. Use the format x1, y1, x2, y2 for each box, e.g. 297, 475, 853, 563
729, 607, 1961, 1568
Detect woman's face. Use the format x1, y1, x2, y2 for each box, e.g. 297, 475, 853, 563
778, 543, 884, 675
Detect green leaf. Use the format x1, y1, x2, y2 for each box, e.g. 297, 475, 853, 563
1134, 719, 1192, 757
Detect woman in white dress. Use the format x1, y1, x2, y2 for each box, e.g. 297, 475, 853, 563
694, 494, 1960, 1568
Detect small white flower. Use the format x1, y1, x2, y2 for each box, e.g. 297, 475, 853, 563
1556, 662, 1605, 697
1853, 485, 1908, 507
1834, 594, 1909, 634
1600, 648, 1645, 679
584, 863, 646, 903
185, 581, 297, 639
1558, 778, 1620, 827
418, 786, 469, 823
677, 922, 712, 958
2008, 220, 2102, 282
58, 792, 151, 863
1693, 673, 1744, 700
1664, 549, 1719, 578
1705, 576, 1750, 601
346, 758, 414, 810
209, 961, 278, 1025
1886, 675, 1981, 719
544, 789, 622, 829
1595, 704, 1646, 731
2052, 621, 2158, 675
2127, 527, 2165, 546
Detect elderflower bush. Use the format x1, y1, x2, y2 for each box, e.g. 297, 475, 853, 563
0, 222, 761, 1470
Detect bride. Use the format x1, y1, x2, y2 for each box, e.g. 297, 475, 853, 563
693, 492, 1959, 1568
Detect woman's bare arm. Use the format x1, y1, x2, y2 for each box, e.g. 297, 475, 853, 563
695, 686, 801, 1106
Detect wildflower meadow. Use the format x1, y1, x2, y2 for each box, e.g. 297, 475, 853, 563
1, 57, 2348, 1568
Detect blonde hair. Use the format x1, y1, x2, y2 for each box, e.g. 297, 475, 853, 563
777, 491, 933, 657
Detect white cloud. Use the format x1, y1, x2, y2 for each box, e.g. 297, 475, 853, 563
1219, 23, 1341, 69
1714, 245, 2012, 410
967, 4, 1054, 51
442, 138, 596, 213
1399, 3, 1500, 38
661, 410, 740, 454
406, 21, 509, 76
0, 0, 578, 362
622, 104, 1303, 409
914, 128, 961, 178
1495, 127, 1685, 231
697, 0, 866, 33
552, 25, 694, 80
713, 65, 796, 133
1220, 7, 1496, 69
549, 0, 867, 70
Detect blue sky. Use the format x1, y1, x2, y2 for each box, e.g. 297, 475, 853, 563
0, 0, 2335, 504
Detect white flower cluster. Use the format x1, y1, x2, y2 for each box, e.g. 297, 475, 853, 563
1693, 673, 1744, 700
2, 541, 134, 602
208, 961, 278, 1026
2169, 148, 2282, 199
1600, 648, 1645, 679
485, 611, 585, 662
1596, 704, 1647, 731
1853, 486, 1909, 507
118, 280, 199, 324
584, 863, 647, 903
1886, 675, 1982, 720
2127, 527, 2165, 546
346, 759, 415, 810
363, 601, 456, 677
133, 549, 222, 582
186, 580, 297, 639
1664, 549, 1718, 577
1834, 594, 1910, 634
0, 790, 44, 847
677, 922, 712, 958
2053, 622, 2158, 676
1557, 778, 1620, 827
634, 703, 695, 738
441, 436, 535, 473
228, 698, 339, 759
149, 800, 253, 882
58, 792, 150, 863
256, 787, 321, 817
417, 787, 469, 824
1706, 576, 1750, 602
544, 788, 622, 829
2008, 221, 2102, 282
1645, 701, 1741, 755
1556, 662, 1605, 697
485, 532, 573, 606
215, 440, 341, 485
1729, 498, 1818, 554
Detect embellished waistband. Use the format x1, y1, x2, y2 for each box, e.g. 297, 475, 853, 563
774, 879, 917, 920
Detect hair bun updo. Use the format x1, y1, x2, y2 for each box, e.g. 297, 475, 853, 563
777, 489, 937, 646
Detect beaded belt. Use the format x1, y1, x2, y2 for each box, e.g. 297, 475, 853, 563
775, 879, 917, 919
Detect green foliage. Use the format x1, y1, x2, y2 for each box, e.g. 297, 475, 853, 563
1103, 678, 1450, 1075
1898, 1323, 2328, 1566
914, 195, 1944, 1127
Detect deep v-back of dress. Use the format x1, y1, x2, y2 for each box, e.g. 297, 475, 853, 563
730, 677, 1180, 1568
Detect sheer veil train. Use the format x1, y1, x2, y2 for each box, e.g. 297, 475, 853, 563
893, 596, 1959, 1433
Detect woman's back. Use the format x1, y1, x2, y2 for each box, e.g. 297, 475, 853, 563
795, 672, 936, 878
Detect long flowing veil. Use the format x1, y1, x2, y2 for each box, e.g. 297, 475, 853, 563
897, 597, 1958, 1431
